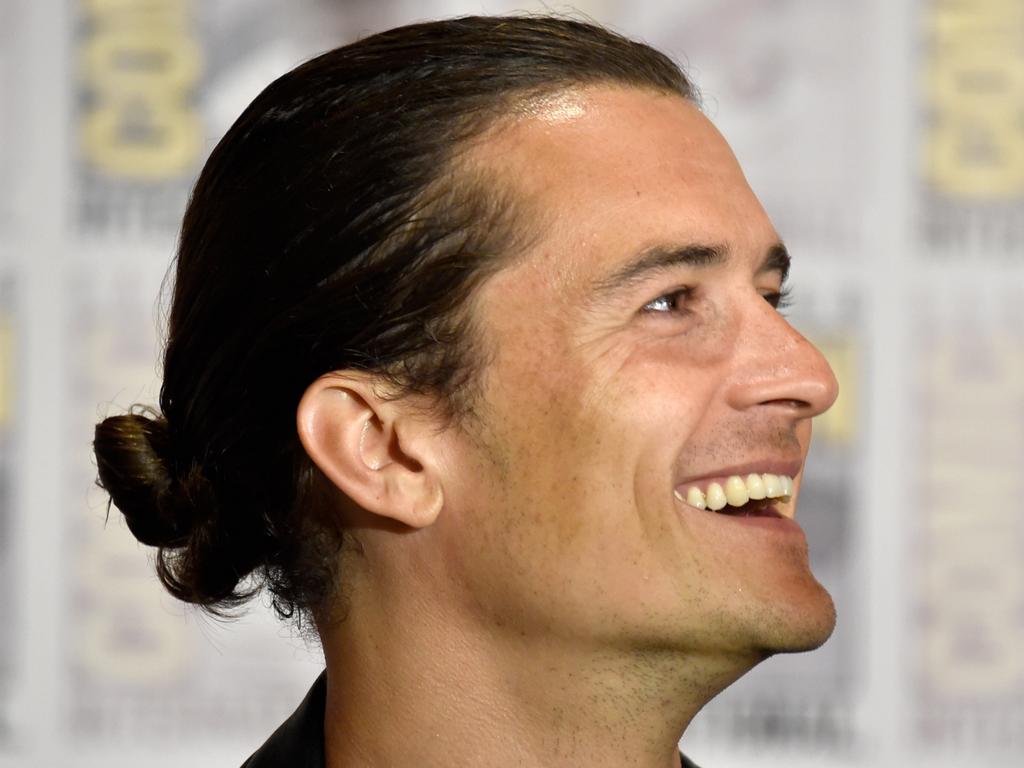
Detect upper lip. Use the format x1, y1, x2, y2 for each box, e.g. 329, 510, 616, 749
675, 459, 803, 489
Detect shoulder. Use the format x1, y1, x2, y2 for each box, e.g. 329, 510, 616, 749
241, 670, 328, 768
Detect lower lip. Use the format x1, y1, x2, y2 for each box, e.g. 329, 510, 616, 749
679, 504, 805, 534
715, 513, 803, 534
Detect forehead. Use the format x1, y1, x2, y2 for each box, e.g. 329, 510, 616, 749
473, 86, 776, 288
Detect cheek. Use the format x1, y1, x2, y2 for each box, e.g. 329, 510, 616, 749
597, 349, 724, 448
456, 317, 725, 547
479, 330, 726, 520
435, 350, 739, 637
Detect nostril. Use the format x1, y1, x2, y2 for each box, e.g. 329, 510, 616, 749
761, 398, 812, 410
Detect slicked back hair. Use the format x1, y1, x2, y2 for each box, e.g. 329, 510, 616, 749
92, 15, 696, 623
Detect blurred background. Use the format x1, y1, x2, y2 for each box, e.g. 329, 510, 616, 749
0, 0, 1021, 766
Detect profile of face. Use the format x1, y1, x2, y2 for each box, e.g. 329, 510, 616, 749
306, 85, 840, 666
422, 86, 840, 660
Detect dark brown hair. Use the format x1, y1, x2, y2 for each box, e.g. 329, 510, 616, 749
92, 15, 694, 621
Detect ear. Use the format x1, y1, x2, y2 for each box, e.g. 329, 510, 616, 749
296, 373, 444, 529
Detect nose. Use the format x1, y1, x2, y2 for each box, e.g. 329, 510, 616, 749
724, 292, 839, 420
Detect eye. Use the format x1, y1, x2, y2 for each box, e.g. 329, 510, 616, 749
641, 287, 692, 315
763, 285, 794, 312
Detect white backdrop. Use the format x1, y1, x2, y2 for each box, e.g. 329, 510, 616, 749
0, 1, 1022, 766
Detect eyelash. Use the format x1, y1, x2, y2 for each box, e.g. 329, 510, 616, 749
641, 286, 793, 315
768, 286, 793, 312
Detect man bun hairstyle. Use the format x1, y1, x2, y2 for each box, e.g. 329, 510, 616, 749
94, 409, 244, 607
92, 15, 695, 621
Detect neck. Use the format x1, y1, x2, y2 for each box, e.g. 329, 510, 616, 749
318, 583, 758, 767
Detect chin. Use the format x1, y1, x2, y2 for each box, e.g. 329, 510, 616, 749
759, 581, 837, 655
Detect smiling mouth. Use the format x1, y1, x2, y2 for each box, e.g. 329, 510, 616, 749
674, 473, 795, 519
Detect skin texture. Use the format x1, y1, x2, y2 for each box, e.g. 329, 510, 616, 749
298, 85, 839, 768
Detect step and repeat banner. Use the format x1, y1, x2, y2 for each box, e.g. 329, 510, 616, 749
0, 1, 1020, 766
911, 0, 1023, 760
0, 0, 22, 753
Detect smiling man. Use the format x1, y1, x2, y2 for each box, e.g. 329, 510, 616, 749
93, 15, 838, 768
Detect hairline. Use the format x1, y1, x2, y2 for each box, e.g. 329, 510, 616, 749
376, 81, 697, 427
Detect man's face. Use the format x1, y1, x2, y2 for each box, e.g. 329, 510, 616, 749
429, 86, 839, 659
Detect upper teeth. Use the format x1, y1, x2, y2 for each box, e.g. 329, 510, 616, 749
674, 474, 794, 511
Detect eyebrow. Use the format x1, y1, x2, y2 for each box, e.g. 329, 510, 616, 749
590, 241, 791, 300
760, 242, 791, 284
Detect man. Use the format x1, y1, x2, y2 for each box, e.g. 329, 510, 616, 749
93, 15, 838, 767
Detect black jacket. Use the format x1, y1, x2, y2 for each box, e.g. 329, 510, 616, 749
242, 671, 702, 767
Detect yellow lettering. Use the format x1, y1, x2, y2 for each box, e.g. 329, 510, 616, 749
79, 0, 202, 179
810, 336, 857, 445
77, 517, 189, 683
82, 100, 202, 178
924, 552, 1024, 695
919, 330, 1024, 697
77, 324, 186, 684
82, 27, 200, 93
923, 0, 1024, 197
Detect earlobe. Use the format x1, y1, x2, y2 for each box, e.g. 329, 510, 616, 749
296, 373, 443, 529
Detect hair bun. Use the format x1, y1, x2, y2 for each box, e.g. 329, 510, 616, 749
93, 409, 197, 548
